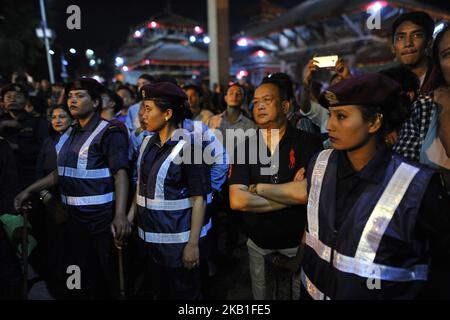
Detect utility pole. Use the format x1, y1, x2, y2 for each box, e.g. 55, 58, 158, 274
207, 0, 230, 88
39, 0, 55, 83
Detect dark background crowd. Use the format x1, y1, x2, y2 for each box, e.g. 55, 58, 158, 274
0, 9, 450, 301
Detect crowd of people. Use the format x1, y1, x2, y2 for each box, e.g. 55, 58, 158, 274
0, 11, 449, 300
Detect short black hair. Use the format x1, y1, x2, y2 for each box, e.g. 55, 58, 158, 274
260, 72, 294, 101
183, 84, 203, 97
432, 24, 450, 87
49, 103, 73, 120
138, 74, 155, 83
379, 66, 420, 93
116, 85, 135, 99
101, 87, 123, 113
226, 83, 244, 95
1, 83, 29, 101
51, 82, 65, 88
391, 11, 435, 42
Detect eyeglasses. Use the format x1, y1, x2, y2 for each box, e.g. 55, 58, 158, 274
253, 96, 275, 108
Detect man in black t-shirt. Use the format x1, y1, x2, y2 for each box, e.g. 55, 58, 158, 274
229, 76, 323, 299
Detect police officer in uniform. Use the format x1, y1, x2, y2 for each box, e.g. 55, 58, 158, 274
0, 84, 49, 189
14, 78, 131, 299
127, 82, 211, 299
300, 73, 450, 300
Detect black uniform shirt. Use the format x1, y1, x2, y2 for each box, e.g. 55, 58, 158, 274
139, 134, 211, 199
309, 146, 450, 298
64, 114, 130, 233
229, 123, 323, 249
330, 146, 450, 255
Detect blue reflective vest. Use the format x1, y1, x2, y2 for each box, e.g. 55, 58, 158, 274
55, 118, 115, 216
136, 135, 212, 268
301, 149, 434, 300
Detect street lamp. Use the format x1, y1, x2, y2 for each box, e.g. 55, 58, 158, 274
86, 49, 94, 58
115, 57, 124, 67
237, 37, 249, 47
69, 48, 77, 54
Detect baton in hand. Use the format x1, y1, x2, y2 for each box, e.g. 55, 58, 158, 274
21, 202, 32, 300
117, 244, 126, 300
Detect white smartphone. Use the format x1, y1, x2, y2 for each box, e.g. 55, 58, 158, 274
314, 55, 338, 68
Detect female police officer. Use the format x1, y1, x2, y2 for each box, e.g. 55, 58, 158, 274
14, 78, 131, 299
127, 82, 211, 299
300, 73, 450, 300
35, 103, 73, 296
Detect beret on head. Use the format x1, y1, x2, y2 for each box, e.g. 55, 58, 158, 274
140, 82, 187, 102
319, 73, 401, 109
1, 83, 29, 101
64, 78, 103, 98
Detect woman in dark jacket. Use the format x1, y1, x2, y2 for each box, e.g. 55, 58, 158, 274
35, 104, 73, 297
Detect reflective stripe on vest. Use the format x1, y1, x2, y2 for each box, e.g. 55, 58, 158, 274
56, 121, 113, 179
305, 233, 428, 281
154, 139, 186, 199
137, 194, 192, 211
307, 149, 333, 238
137, 138, 213, 211
55, 127, 72, 155
305, 232, 332, 262
137, 218, 212, 244
355, 162, 420, 262
57, 166, 111, 179
300, 269, 331, 300
137, 134, 153, 179
77, 121, 109, 169
61, 192, 115, 206
137, 193, 213, 211
306, 152, 428, 282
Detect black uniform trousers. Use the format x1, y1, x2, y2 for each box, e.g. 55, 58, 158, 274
64, 214, 117, 299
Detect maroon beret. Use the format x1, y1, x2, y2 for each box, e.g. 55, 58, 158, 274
319, 73, 401, 109
64, 78, 103, 98
140, 82, 187, 101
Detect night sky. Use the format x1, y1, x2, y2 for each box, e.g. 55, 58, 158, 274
48, 0, 301, 62
36, 0, 450, 79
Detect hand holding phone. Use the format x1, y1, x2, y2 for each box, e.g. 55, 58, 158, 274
313, 55, 338, 68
